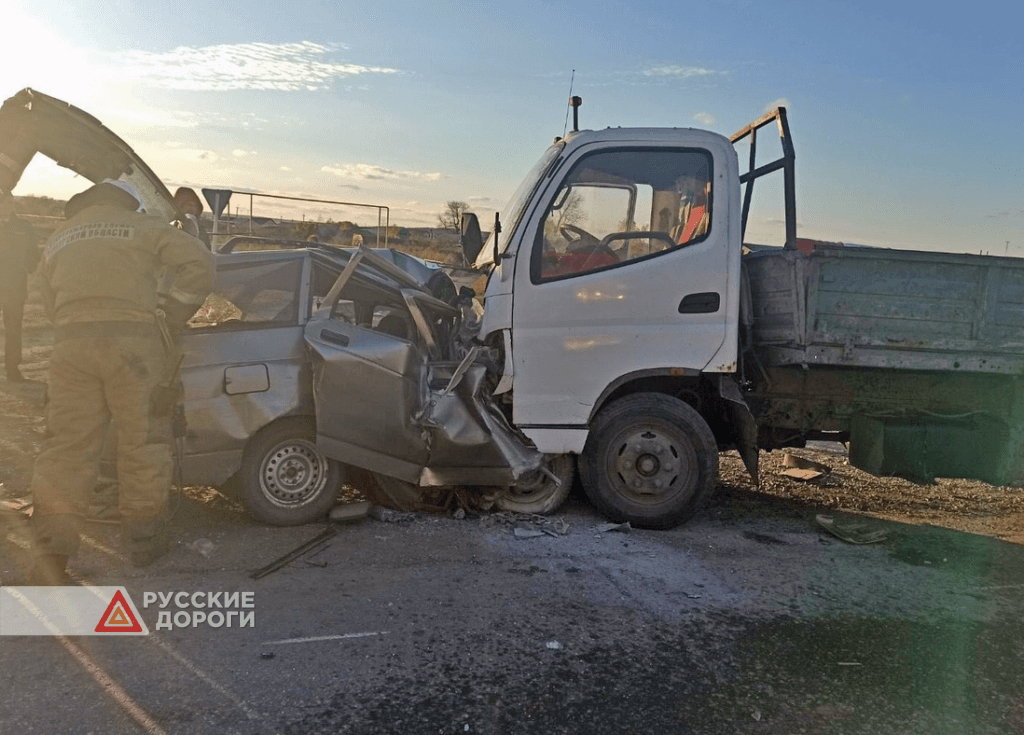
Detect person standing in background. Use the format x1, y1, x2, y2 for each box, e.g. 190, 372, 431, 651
0, 205, 41, 382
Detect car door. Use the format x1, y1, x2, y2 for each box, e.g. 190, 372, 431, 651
511, 140, 736, 429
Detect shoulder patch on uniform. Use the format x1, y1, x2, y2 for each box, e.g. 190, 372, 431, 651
45, 223, 136, 262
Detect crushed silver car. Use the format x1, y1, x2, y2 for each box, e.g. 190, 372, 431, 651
1, 88, 566, 525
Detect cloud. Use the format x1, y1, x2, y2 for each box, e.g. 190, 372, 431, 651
985, 209, 1024, 219
468, 195, 498, 204
108, 41, 400, 92
232, 149, 257, 157
765, 216, 803, 227
321, 163, 442, 181
643, 65, 724, 79
692, 112, 716, 125
765, 98, 790, 112
165, 148, 220, 164
106, 107, 200, 129
280, 166, 292, 172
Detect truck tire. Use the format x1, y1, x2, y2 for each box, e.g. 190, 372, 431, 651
580, 393, 717, 529
496, 454, 576, 514
238, 417, 342, 526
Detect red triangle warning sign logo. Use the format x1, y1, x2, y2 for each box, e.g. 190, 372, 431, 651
95, 590, 144, 633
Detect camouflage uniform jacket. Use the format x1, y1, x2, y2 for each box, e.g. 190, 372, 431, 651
41, 204, 214, 327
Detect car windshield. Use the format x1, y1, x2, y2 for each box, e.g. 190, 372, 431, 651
475, 142, 563, 268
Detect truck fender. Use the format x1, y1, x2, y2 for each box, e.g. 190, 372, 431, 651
719, 376, 759, 485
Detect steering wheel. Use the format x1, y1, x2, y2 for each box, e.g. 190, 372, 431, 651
558, 224, 615, 260
560, 224, 599, 247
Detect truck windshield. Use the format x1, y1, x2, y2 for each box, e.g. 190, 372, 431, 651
476, 142, 563, 268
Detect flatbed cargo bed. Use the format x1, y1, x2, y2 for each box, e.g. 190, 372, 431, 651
744, 241, 1024, 375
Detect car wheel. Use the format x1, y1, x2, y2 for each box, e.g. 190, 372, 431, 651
580, 393, 717, 529
496, 454, 575, 514
239, 417, 342, 525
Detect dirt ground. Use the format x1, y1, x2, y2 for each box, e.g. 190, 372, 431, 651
4, 270, 1024, 546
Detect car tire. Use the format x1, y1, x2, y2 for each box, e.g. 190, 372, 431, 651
495, 454, 576, 514
580, 393, 717, 529
238, 417, 342, 526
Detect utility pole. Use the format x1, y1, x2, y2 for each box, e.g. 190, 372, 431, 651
1006, 240, 1011, 256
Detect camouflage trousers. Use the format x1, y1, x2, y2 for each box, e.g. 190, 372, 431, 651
31, 325, 173, 557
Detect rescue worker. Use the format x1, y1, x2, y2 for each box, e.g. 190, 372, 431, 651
29, 179, 214, 584
0, 206, 41, 381
173, 186, 211, 249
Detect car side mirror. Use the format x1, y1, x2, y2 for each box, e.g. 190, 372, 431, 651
460, 212, 483, 266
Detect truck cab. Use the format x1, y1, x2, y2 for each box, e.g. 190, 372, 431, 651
471, 127, 743, 458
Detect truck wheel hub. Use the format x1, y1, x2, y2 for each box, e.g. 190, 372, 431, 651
636, 454, 660, 476
615, 431, 679, 495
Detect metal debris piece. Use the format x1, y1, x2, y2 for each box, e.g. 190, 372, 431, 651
250, 526, 337, 579
815, 515, 887, 545
260, 652, 276, 659
546, 640, 562, 650
594, 521, 631, 533
329, 500, 371, 523
514, 528, 546, 539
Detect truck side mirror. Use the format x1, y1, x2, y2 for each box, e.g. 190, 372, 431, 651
461, 212, 483, 266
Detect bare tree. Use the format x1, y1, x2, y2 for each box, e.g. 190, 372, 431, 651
438, 201, 471, 232
544, 191, 586, 239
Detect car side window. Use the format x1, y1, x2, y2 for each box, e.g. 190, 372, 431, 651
533, 148, 713, 282
189, 259, 303, 328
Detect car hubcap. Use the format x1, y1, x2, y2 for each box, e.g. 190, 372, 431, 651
261, 441, 326, 507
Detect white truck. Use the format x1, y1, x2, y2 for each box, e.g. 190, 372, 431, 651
304, 106, 1024, 528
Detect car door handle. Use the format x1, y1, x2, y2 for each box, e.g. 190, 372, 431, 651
319, 329, 350, 347
678, 292, 720, 314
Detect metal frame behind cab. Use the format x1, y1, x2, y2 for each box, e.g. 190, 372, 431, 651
729, 107, 796, 246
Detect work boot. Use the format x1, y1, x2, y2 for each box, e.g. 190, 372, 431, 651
124, 515, 171, 568
28, 554, 71, 586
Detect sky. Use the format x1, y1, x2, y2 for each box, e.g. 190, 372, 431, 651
2, 0, 1022, 254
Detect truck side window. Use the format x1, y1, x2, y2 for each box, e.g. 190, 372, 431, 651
534, 148, 713, 282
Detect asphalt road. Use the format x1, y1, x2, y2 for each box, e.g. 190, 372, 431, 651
2, 487, 1023, 735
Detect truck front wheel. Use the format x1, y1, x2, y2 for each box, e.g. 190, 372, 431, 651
580, 393, 717, 529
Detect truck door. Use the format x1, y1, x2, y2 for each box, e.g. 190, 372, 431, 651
511, 142, 736, 430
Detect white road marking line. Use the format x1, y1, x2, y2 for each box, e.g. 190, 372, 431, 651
265, 631, 388, 645
4, 587, 167, 735
80, 533, 125, 561
6, 533, 30, 549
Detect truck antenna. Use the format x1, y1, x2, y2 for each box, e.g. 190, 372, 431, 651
562, 69, 576, 137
